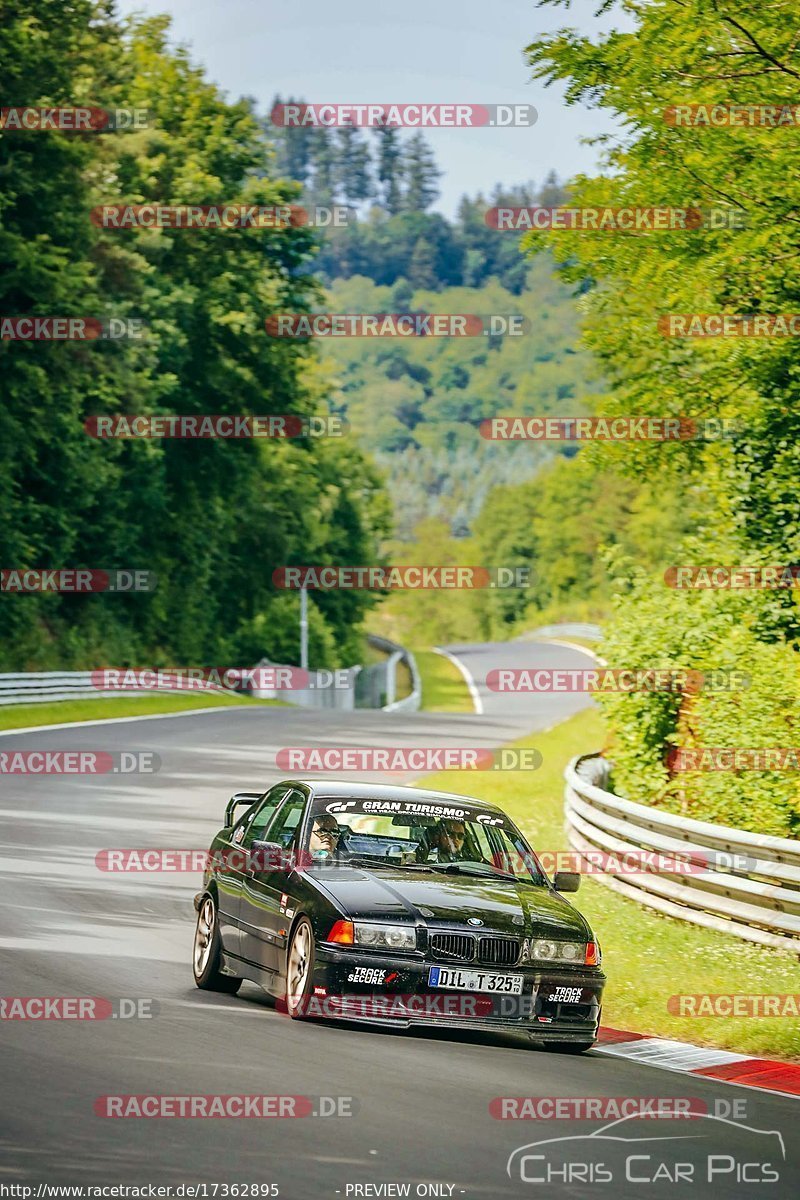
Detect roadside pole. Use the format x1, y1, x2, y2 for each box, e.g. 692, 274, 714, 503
300, 585, 308, 671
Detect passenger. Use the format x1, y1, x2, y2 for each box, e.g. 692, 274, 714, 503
416, 818, 468, 863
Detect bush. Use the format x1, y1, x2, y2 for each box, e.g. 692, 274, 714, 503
597, 551, 800, 838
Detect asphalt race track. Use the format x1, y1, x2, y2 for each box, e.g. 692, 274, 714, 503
0, 641, 796, 1197
437, 639, 600, 720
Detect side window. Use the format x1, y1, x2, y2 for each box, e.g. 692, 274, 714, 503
467, 821, 494, 863
239, 786, 290, 847
263, 792, 306, 849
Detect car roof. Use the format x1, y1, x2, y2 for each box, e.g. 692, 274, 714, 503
284, 779, 505, 813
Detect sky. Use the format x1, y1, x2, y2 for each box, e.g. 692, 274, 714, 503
116, 0, 627, 216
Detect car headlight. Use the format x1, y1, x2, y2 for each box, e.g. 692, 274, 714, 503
353, 922, 417, 951
531, 939, 588, 964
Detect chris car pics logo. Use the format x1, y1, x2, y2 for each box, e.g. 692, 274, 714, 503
506, 1113, 784, 1185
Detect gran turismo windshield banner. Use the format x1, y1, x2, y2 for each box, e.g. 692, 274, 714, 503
316, 796, 510, 827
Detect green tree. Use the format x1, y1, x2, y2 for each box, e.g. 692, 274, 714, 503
407, 237, 438, 288
520, 0, 800, 832
372, 120, 404, 214
266, 94, 315, 188
308, 125, 336, 205
0, 2, 389, 670
402, 131, 440, 212
335, 124, 372, 205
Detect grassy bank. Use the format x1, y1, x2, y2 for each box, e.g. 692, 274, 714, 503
416, 649, 475, 713
0, 690, 281, 731
421, 707, 800, 1061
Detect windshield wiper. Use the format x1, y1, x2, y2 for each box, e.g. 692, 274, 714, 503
391, 862, 450, 872
335, 855, 525, 881
342, 856, 444, 873
339, 854, 403, 870
440, 863, 519, 881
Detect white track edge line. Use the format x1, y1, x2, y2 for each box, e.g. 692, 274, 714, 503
432, 647, 483, 715
0, 705, 249, 738
533, 637, 607, 666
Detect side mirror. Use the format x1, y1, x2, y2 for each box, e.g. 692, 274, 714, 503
553, 871, 580, 893
249, 840, 293, 873
225, 791, 261, 827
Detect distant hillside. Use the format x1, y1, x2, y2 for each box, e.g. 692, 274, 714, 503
263, 101, 602, 539
263, 96, 566, 294
319, 262, 600, 537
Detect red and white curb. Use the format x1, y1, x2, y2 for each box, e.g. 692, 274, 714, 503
596, 1026, 800, 1098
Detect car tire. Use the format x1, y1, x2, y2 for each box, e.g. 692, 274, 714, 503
193, 894, 242, 993
546, 1041, 595, 1054
285, 917, 315, 1019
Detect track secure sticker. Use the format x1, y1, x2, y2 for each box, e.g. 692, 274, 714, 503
346, 967, 387, 984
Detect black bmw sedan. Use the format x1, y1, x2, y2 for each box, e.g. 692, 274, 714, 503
192, 780, 606, 1050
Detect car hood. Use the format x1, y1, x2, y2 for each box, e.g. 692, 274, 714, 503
311, 866, 590, 940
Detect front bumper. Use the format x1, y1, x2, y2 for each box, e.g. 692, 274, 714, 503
311, 944, 605, 1040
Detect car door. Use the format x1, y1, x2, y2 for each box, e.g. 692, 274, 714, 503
216, 784, 293, 959
238, 789, 307, 974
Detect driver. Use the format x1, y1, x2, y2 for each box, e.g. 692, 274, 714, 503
416, 818, 468, 863
308, 815, 345, 861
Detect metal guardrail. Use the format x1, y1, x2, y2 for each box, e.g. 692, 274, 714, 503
0, 640, 421, 714
249, 659, 362, 711
253, 638, 419, 712
520, 622, 603, 643
365, 635, 421, 713
564, 752, 800, 953
0, 671, 192, 707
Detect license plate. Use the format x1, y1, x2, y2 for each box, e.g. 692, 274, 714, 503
428, 966, 523, 994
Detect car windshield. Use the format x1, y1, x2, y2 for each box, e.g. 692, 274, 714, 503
305, 796, 548, 885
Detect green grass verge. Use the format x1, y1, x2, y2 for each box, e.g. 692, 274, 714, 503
420, 707, 800, 1061
0, 690, 283, 731
415, 649, 475, 713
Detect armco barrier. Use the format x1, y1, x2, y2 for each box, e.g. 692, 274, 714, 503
252, 638, 419, 712
0, 671, 224, 707
249, 658, 361, 711
519, 622, 603, 642
0, 639, 420, 714
564, 753, 800, 953
364, 635, 421, 713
